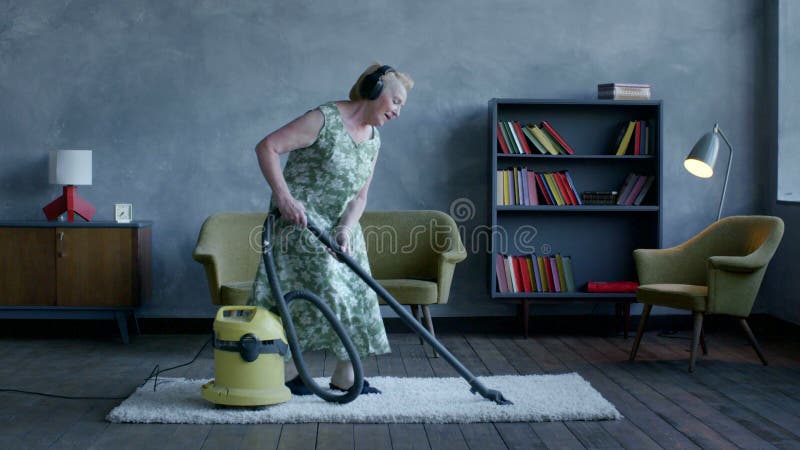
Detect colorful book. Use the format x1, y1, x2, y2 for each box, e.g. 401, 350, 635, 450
497, 123, 510, 154
614, 121, 636, 155
616, 173, 638, 205
622, 175, 648, 205
563, 171, 583, 205
495, 254, 509, 293
501, 122, 520, 154
525, 256, 536, 292
548, 257, 561, 293
499, 122, 513, 154
521, 168, 529, 206
527, 171, 538, 205
522, 126, 548, 155
496, 171, 504, 205
513, 256, 527, 292
537, 256, 549, 292
633, 121, 641, 155
633, 176, 655, 206
556, 254, 567, 292
534, 173, 554, 205
554, 172, 576, 205
530, 125, 561, 155
530, 254, 542, 292
542, 257, 553, 292
512, 122, 532, 155
502, 170, 509, 205
505, 255, 517, 292
638, 121, 647, 156
562, 256, 576, 292
543, 173, 565, 206
541, 121, 575, 155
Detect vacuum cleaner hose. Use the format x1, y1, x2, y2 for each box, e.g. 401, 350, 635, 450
264, 210, 512, 406
262, 212, 364, 404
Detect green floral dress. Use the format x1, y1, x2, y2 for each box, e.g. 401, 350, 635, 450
249, 102, 391, 361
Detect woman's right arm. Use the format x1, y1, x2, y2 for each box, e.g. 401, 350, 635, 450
255, 109, 324, 228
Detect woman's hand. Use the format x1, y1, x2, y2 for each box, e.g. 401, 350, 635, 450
328, 225, 352, 261
275, 193, 307, 228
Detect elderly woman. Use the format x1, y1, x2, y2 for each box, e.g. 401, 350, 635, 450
250, 64, 413, 395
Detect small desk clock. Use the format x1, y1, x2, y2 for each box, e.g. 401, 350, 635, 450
115, 203, 133, 223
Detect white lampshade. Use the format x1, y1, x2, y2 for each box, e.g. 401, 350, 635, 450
49, 150, 92, 185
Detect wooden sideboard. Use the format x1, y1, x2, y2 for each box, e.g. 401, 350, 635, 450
0, 221, 152, 343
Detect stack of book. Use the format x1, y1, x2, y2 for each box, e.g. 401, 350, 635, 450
496, 168, 582, 206
581, 191, 618, 205
598, 83, 651, 100
497, 121, 575, 155
616, 173, 655, 206
611, 120, 655, 155
495, 253, 576, 293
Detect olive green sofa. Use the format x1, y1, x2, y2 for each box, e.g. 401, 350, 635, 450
193, 210, 467, 350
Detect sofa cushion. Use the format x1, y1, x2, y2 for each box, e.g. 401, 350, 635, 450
220, 281, 252, 306
637, 284, 708, 312
375, 278, 438, 305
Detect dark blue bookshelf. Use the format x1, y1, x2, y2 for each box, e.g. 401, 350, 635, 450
490, 99, 663, 338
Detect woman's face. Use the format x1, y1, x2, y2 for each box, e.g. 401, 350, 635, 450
371, 80, 407, 126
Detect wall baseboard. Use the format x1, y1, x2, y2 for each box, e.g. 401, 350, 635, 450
0, 313, 792, 340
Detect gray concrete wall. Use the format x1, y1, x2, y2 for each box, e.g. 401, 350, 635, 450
763, 0, 800, 324
0, 0, 773, 318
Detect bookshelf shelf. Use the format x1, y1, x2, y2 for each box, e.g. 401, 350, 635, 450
497, 205, 659, 212
493, 293, 636, 300
497, 154, 656, 160
490, 99, 663, 338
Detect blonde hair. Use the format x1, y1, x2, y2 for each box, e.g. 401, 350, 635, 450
349, 63, 414, 101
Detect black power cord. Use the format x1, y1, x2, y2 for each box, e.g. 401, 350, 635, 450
0, 337, 212, 400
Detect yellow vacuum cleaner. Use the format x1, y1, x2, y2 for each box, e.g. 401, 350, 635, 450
201, 211, 512, 407
201, 306, 291, 406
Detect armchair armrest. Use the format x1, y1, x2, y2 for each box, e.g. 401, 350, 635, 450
633, 246, 704, 285
441, 249, 467, 264
708, 254, 764, 273
193, 245, 223, 305
435, 237, 467, 305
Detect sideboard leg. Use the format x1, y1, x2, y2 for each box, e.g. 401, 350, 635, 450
115, 310, 130, 344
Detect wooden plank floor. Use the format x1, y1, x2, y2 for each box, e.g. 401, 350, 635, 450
1, 327, 799, 449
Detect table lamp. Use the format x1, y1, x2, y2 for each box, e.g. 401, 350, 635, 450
42, 149, 96, 222
683, 124, 733, 222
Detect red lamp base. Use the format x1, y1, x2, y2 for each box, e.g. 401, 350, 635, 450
42, 185, 96, 222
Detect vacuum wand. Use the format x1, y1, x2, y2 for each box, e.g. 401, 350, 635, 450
301, 216, 512, 406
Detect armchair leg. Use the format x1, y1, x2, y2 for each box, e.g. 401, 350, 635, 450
689, 312, 704, 372
410, 305, 423, 345
739, 318, 768, 366
421, 305, 438, 358
700, 326, 708, 355
629, 304, 652, 361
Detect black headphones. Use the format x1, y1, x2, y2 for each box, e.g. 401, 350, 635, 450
359, 65, 396, 100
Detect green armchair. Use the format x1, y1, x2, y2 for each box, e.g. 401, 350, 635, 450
193, 210, 467, 354
629, 215, 784, 372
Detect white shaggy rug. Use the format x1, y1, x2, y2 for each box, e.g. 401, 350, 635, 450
107, 374, 620, 424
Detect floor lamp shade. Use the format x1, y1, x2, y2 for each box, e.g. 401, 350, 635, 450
683, 131, 720, 179
49, 150, 92, 185
42, 149, 96, 222
683, 125, 733, 222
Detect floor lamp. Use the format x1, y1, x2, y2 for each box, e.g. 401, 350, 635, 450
683, 124, 733, 222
